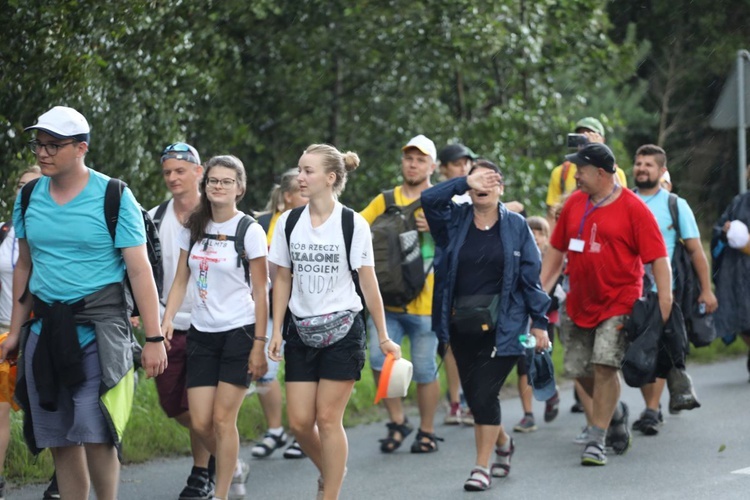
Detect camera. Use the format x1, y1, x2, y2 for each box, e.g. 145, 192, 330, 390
567, 133, 589, 149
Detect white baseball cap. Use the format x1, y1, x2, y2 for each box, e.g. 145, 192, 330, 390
727, 220, 750, 249
402, 134, 437, 162
25, 106, 90, 142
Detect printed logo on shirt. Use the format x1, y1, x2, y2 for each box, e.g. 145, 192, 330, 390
193, 238, 227, 303
291, 242, 341, 295
589, 223, 601, 253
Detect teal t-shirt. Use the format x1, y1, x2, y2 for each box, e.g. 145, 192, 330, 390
13, 169, 146, 345
637, 188, 700, 291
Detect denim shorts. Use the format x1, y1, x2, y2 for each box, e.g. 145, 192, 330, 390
561, 315, 629, 378
257, 321, 281, 384
368, 311, 438, 384
24, 332, 112, 447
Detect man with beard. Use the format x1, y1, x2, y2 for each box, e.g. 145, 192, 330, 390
541, 143, 671, 466
360, 135, 441, 455
631, 144, 716, 435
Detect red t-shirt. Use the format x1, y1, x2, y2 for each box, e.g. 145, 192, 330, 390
550, 188, 667, 328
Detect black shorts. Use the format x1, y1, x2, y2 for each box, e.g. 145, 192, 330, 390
186, 324, 256, 389
284, 314, 366, 382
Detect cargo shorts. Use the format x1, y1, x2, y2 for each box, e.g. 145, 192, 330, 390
560, 315, 629, 378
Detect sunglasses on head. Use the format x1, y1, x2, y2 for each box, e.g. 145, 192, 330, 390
161, 143, 200, 165
162, 142, 192, 153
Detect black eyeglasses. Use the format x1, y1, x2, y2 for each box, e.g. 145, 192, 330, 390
206, 178, 237, 188
28, 140, 77, 157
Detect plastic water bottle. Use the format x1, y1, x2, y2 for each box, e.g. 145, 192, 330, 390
519, 334, 536, 349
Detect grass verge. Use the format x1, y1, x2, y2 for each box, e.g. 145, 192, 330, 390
5, 333, 746, 486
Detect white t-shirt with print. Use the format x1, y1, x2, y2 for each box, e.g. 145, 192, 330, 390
0, 224, 17, 326
268, 202, 374, 318
177, 212, 268, 332
149, 200, 193, 331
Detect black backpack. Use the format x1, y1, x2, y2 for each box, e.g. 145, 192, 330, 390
20, 177, 164, 318
668, 193, 717, 347
187, 215, 256, 284
370, 189, 427, 308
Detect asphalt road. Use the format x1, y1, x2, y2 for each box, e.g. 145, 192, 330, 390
9, 357, 750, 499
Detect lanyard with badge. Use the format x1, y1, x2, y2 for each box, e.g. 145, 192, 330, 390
569, 185, 618, 253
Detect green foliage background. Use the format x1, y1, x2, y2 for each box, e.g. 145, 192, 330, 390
6, 0, 744, 219
3, 0, 750, 484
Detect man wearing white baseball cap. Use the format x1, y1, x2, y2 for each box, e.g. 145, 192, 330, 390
360, 134, 442, 455
0, 106, 167, 500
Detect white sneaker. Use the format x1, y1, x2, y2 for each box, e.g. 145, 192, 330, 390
228, 459, 249, 499
232, 458, 250, 484
573, 426, 590, 445
228, 482, 246, 500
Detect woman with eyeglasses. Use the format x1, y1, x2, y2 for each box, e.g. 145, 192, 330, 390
162, 155, 269, 500
0, 166, 42, 499
422, 160, 550, 492
268, 144, 400, 500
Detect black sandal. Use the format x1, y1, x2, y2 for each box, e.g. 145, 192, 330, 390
251, 431, 288, 458
410, 428, 444, 453
379, 418, 413, 453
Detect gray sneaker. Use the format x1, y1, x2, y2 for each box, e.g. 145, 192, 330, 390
513, 415, 537, 433
573, 426, 590, 445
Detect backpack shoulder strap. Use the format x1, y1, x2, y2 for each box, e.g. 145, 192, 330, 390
383, 189, 396, 209
152, 200, 170, 231
341, 206, 355, 272
668, 193, 681, 240
257, 212, 273, 233
105, 178, 126, 241
234, 214, 255, 283
20, 177, 42, 222
284, 206, 305, 255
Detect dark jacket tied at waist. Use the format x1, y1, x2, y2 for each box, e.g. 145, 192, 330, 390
32, 297, 86, 411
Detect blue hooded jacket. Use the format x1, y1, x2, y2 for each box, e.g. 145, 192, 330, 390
422, 177, 550, 356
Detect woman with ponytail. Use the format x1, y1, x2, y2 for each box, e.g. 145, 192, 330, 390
269, 144, 400, 500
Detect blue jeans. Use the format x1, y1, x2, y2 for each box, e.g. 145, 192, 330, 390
368, 311, 438, 384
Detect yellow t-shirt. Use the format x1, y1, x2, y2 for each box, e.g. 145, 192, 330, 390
360, 186, 434, 316
546, 161, 628, 207
265, 211, 282, 247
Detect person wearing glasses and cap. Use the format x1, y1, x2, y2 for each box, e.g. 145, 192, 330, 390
0, 105, 167, 500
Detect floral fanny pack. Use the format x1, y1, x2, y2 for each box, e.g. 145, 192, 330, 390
292, 310, 358, 348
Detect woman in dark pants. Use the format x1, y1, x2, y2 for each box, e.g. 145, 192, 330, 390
422, 159, 550, 492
